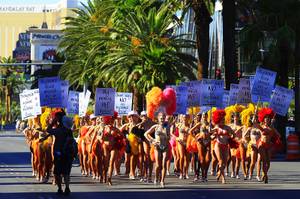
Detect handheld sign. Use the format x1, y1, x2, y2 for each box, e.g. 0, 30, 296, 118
237, 78, 251, 105
95, 88, 115, 116
229, 83, 239, 105
180, 81, 201, 107
60, 80, 69, 108
79, 90, 91, 117
269, 85, 294, 116
67, 91, 80, 115
222, 90, 230, 108
166, 85, 188, 114
251, 67, 276, 103
115, 92, 133, 115
200, 79, 224, 107
175, 86, 188, 114
19, 89, 42, 120
38, 77, 62, 107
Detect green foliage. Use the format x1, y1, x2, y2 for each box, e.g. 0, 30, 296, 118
58, 0, 197, 95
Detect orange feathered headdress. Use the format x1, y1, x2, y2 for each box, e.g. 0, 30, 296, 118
146, 87, 176, 119
212, 109, 226, 125
258, 108, 275, 123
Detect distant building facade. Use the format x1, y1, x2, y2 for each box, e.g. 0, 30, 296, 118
0, 0, 78, 58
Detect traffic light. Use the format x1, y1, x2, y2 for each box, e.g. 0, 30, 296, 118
215, 68, 222, 80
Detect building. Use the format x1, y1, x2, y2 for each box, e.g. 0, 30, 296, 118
0, 0, 78, 58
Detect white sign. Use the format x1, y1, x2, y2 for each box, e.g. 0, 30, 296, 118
200, 79, 224, 107
79, 90, 91, 117
19, 89, 42, 120
67, 91, 80, 115
95, 88, 115, 116
251, 67, 276, 102
237, 78, 251, 105
180, 81, 201, 107
229, 83, 239, 105
269, 85, 294, 116
115, 92, 133, 115
38, 77, 62, 108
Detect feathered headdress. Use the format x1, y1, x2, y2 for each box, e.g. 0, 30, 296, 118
212, 109, 226, 125
40, 107, 51, 130
146, 87, 176, 119
224, 104, 245, 124
258, 107, 275, 123
240, 103, 256, 127
102, 111, 118, 124
74, 115, 80, 129
207, 107, 217, 122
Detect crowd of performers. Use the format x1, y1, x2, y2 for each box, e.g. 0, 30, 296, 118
22, 103, 282, 189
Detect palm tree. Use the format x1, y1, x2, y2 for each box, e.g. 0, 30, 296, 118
59, 0, 197, 111
0, 56, 25, 123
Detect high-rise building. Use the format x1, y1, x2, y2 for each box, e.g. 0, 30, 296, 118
0, 0, 78, 58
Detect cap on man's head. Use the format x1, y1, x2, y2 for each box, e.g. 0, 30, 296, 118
127, 111, 139, 117
90, 114, 97, 119
140, 111, 147, 116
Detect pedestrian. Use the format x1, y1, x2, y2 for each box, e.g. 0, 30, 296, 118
40, 111, 75, 195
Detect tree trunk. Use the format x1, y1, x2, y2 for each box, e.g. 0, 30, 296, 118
192, 0, 212, 80
5, 85, 9, 123
223, 0, 238, 89
294, 32, 300, 136
133, 86, 139, 112
276, 39, 291, 149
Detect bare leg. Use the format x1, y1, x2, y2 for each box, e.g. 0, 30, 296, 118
107, 150, 116, 186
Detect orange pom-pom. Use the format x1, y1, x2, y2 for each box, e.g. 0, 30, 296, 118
146, 87, 163, 119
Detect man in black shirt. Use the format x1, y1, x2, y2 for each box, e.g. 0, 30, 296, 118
40, 112, 74, 195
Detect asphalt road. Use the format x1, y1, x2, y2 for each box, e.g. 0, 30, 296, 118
0, 131, 299, 199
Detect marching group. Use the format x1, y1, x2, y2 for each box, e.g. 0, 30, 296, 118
22, 103, 282, 194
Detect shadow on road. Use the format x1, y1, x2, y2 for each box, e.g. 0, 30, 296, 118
0, 152, 30, 165
1, 190, 300, 199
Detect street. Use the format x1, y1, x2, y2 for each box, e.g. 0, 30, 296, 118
0, 131, 299, 199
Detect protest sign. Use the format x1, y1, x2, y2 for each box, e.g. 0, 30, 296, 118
251, 67, 276, 103
38, 77, 62, 107
60, 80, 69, 108
200, 79, 224, 107
269, 85, 294, 116
175, 86, 188, 114
20, 89, 42, 120
180, 81, 201, 107
237, 78, 251, 105
115, 92, 133, 115
22, 89, 41, 116
222, 90, 230, 108
67, 91, 80, 115
95, 88, 115, 116
229, 83, 239, 105
79, 90, 91, 117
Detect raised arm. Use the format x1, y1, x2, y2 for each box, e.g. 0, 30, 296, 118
189, 122, 201, 135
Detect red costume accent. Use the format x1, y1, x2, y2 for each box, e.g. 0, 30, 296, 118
258, 108, 275, 123
212, 109, 226, 125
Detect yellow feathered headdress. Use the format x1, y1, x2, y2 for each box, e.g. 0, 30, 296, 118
207, 107, 217, 122
40, 108, 51, 130
240, 103, 256, 127
74, 115, 80, 129
224, 104, 246, 125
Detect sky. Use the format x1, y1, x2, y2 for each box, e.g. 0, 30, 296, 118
0, 0, 87, 5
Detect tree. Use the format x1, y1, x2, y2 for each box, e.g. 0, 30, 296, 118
59, 0, 197, 111
239, 0, 300, 139
0, 57, 25, 123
